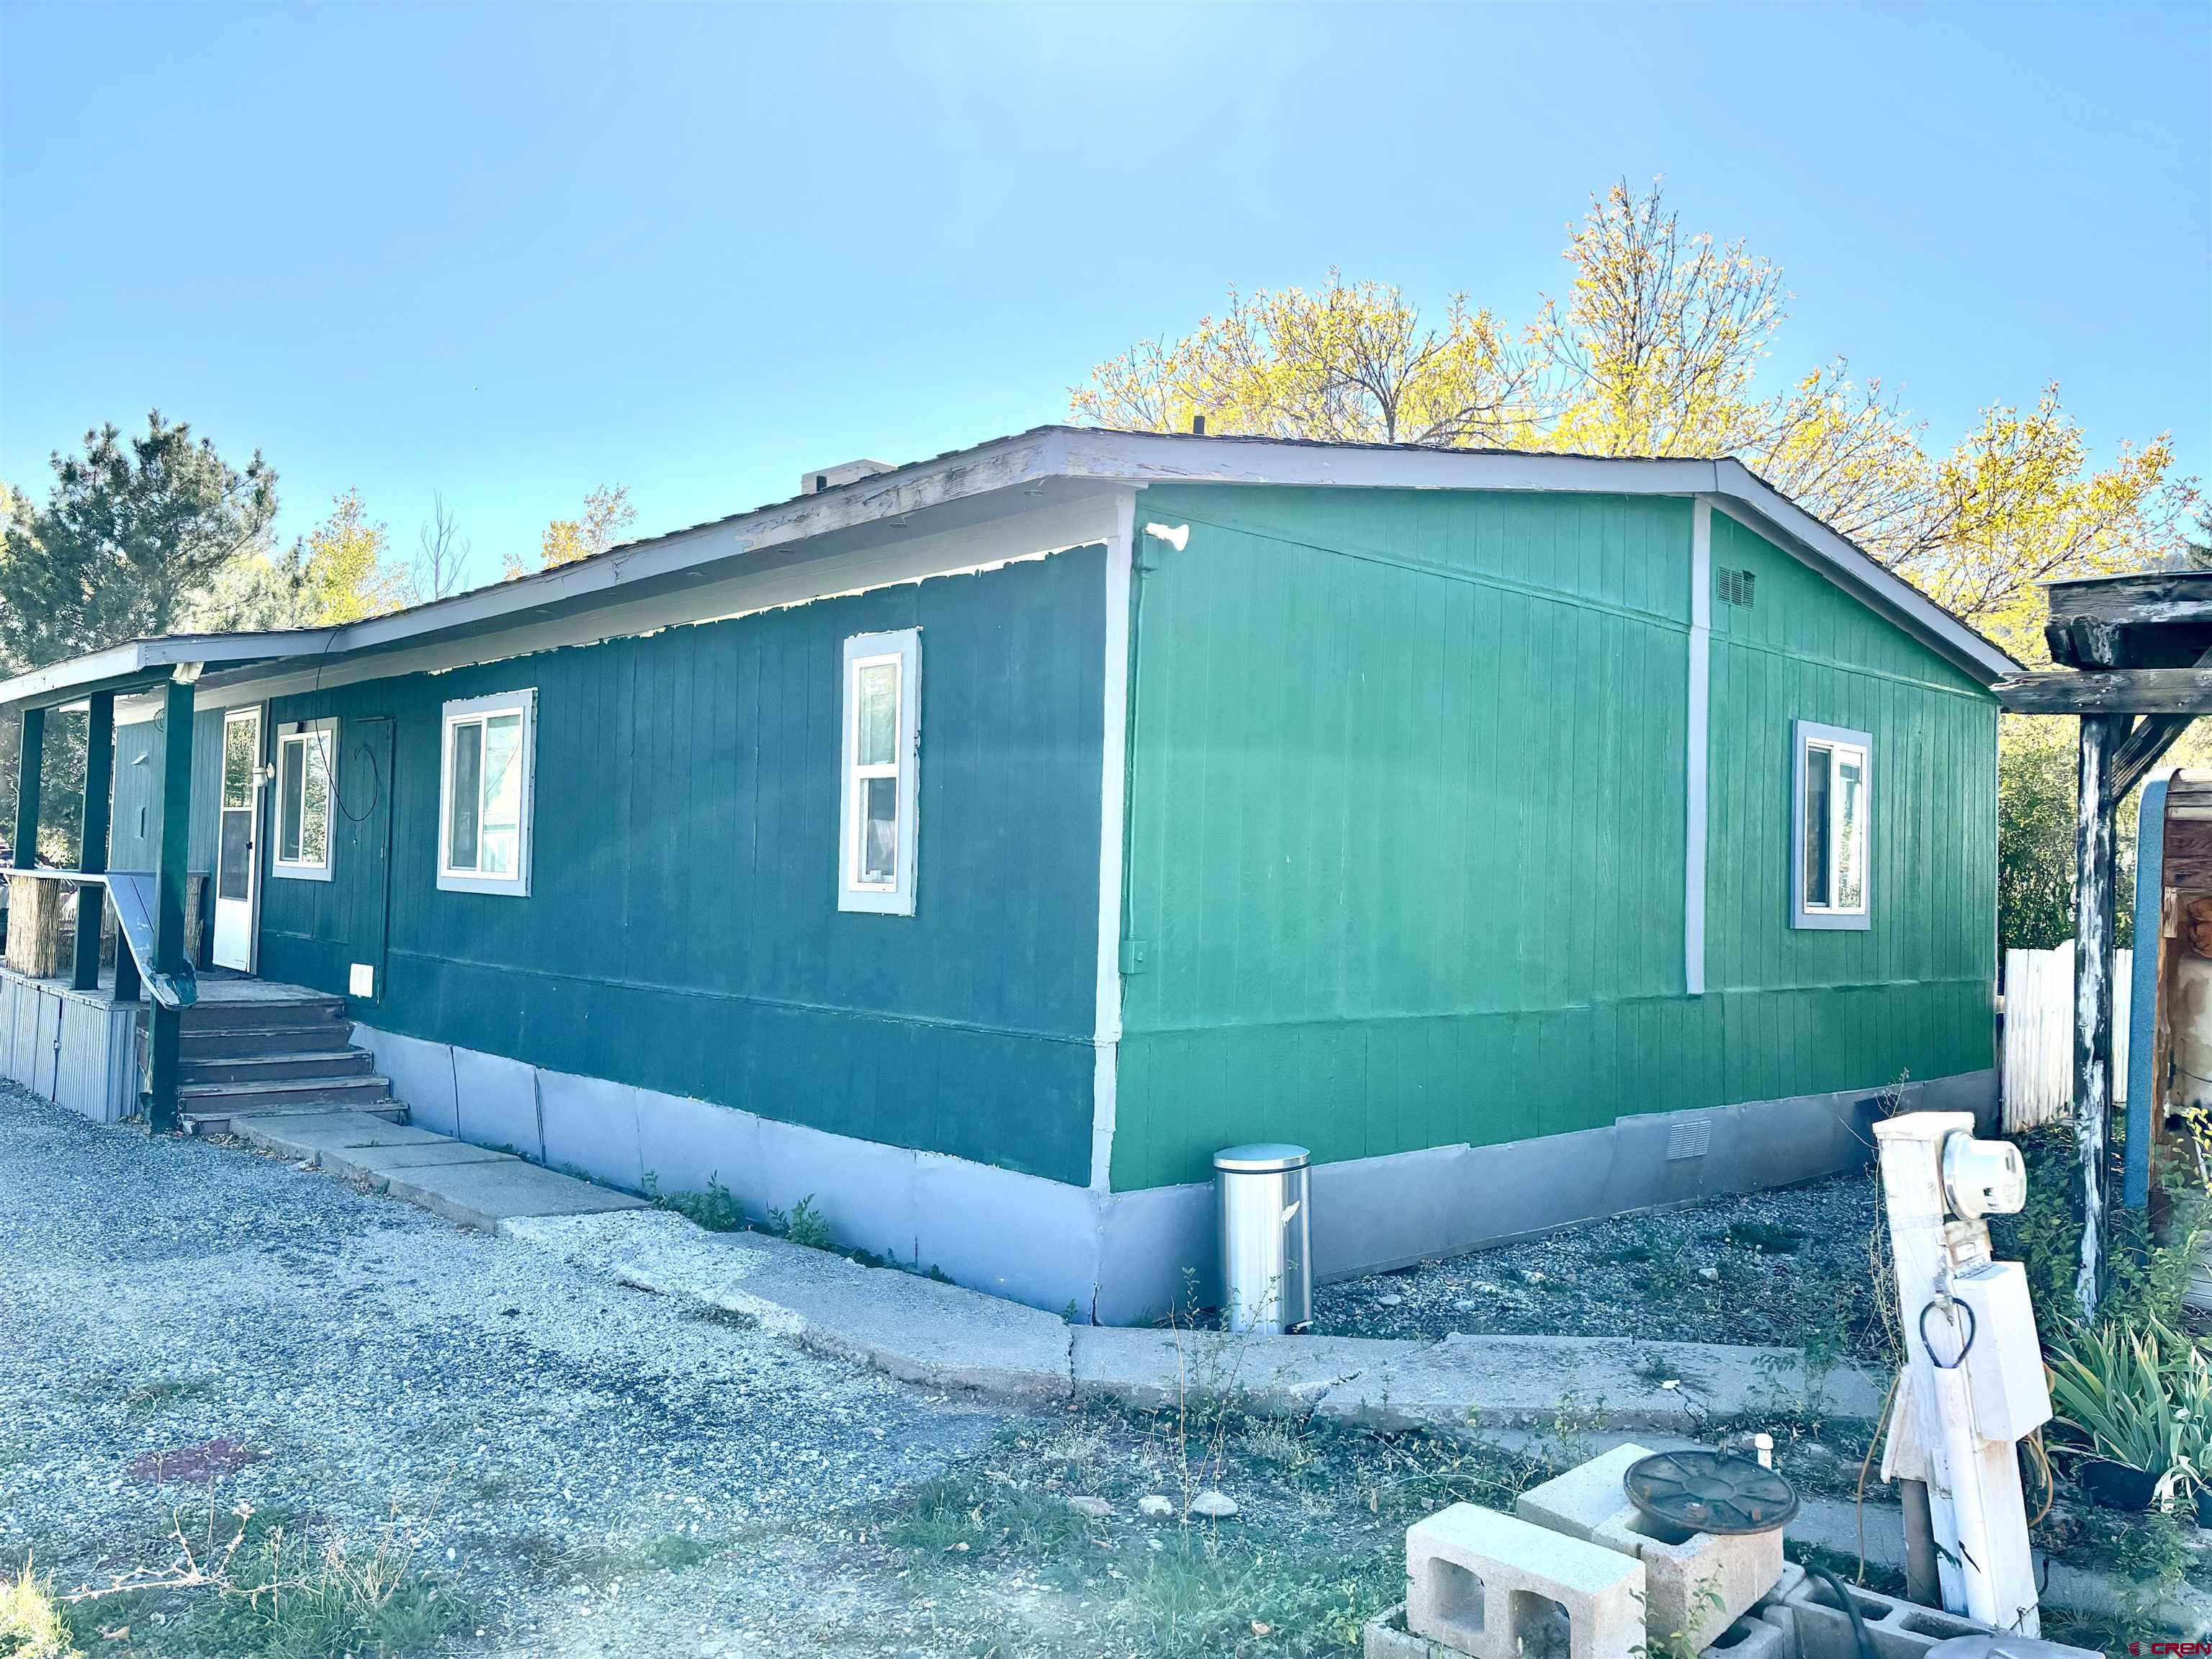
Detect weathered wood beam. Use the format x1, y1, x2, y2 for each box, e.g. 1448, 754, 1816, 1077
2046, 571, 2212, 633
2108, 714, 2199, 806
2074, 713, 2125, 1318
12, 706, 42, 868
147, 679, 194, 1132
71, 693, 114, 992
2045, 614, 2123, 670
1997, 667, 2212, 715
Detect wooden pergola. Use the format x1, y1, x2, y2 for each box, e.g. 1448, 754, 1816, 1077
1995, 569, 2212, 1316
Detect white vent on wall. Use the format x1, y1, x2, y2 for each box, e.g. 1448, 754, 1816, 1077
1716, 567, 1758, 608
1665, 1115, 1712, 1161
801, 459, 896, 496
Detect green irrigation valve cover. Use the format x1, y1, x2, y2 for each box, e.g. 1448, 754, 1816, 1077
1623, 1450, 1799, 1536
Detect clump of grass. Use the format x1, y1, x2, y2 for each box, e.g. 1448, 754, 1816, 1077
1725, 1220, 1804, 1256
121, 1376, 217, 1411
188, 1528, 471, 1658
642, 1172, 747, 1233
0, 1561, 78, 1659
884, 1475, 1090, 1559
1117, 1532, 1401, 1658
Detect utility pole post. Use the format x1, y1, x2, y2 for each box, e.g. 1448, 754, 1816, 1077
1874, 1112, 2047, 1635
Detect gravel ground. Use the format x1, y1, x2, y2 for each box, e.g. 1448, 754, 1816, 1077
1310, 1172, 1892, 1367
0, 1082, 1024, 1658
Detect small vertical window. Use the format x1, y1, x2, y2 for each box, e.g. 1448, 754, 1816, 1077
270, 719, 336, 881
839, 629, 920, 914
1793, 721, 1871, 930
439, 690, 536, 896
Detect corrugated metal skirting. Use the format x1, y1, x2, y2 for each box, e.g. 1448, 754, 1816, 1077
0, 968, 139, 1123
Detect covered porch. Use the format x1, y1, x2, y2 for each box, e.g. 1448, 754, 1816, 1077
1, 637, 344, 1130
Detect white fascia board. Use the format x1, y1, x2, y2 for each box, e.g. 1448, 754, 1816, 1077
1061, 428, 1719, 495
1709, 461, 2019, 687
195, 491, 1128, 709
0, 631, 337, 709
324, 432, 1071, 662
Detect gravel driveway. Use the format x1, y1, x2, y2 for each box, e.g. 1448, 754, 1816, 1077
0, 1082, 1017, 1657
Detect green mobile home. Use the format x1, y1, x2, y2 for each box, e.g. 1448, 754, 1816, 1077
0, 428, 2013, 1321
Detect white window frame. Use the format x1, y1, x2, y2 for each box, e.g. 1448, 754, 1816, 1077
269, 717, 337, 882
838, 629, 920, 916
1791, 719, 1871, 931
437, 688, 536, 898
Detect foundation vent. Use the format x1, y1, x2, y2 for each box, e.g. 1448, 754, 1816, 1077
1715, 567, 1758, 608
1665, 1114, 1712, 1161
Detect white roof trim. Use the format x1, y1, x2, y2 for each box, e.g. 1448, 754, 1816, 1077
0, 631, 338, 707
0, 428, 2019, 707
1708, 459, 2017, 685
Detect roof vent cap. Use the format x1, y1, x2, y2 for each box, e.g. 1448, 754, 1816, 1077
801, 459, 896, 495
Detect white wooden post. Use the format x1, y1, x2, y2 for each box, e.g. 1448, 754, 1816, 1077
1874, 1112, 2041, 1635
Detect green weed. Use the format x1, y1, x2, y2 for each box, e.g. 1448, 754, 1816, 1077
179, 1529, 469, 1658
643, 1172, 747, 1234
1115, 1532, 1402, 1658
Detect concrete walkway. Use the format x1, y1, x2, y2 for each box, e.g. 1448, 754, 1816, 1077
234, 1110, 1881, 1431
225, 1109, 2208, 1630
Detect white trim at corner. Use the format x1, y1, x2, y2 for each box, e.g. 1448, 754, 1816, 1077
1686, 498, 1712, 997
1090, 488, 1139, 1192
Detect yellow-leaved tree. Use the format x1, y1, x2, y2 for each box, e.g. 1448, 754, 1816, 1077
505, 485, 637, 580
292, 488, 409, 625
1072, 179, 2198, 665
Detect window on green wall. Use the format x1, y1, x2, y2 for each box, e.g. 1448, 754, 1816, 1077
838, 629, 920, 915
1793, 720, 1871, 931
270, 719, 336, 882
439, 689, 536, 897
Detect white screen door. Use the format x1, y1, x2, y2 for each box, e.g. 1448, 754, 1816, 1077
212, 706, 262, 971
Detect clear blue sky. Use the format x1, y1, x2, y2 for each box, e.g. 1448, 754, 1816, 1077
3, 1, 2206, 588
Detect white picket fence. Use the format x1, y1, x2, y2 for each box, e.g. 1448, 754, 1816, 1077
2001, 943, 2131, 1133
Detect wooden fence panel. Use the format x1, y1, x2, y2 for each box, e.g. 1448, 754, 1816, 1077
2002, 943, 2130, 1133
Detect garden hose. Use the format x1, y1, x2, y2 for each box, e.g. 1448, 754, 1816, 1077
1802, 1560, 1882, 1659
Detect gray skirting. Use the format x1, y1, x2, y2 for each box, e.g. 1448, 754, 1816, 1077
0, 966, 140, 1125
352, 1018, 1995, 1327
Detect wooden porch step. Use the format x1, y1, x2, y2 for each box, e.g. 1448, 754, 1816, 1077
176, 996, 349, 1033
181, 1022, 357, 1058
180, 1071, 393, 1108
184, 1098, 409, 1138
179, 1048, 375, 1086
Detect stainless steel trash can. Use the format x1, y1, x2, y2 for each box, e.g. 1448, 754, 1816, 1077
1214, 1143, 1312, 1334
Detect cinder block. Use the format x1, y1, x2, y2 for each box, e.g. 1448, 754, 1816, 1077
1701, 1608, 1793, 1659
1776, 1570, 2098, 1659
1514, 1444, 1656, 1539
1406, 1503, 1645, 1659
1364, 1603, 1442, 1658
1592, 1508, 1784, 1653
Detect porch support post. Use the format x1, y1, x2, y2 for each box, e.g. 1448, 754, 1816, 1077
12, 706, 42, 868
148, 677, 196, 1131
2072, 711, 2124, 1318
71, 692, 114, 992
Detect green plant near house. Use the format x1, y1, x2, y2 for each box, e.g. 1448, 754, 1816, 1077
2045, 1317, 2194, 1503
766, 1195, 835, 1251
641, 1171, 747, 1233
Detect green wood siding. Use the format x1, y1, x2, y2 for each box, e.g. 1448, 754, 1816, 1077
245, 547, 1106, 1184
1111, 485, 1996, 1190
